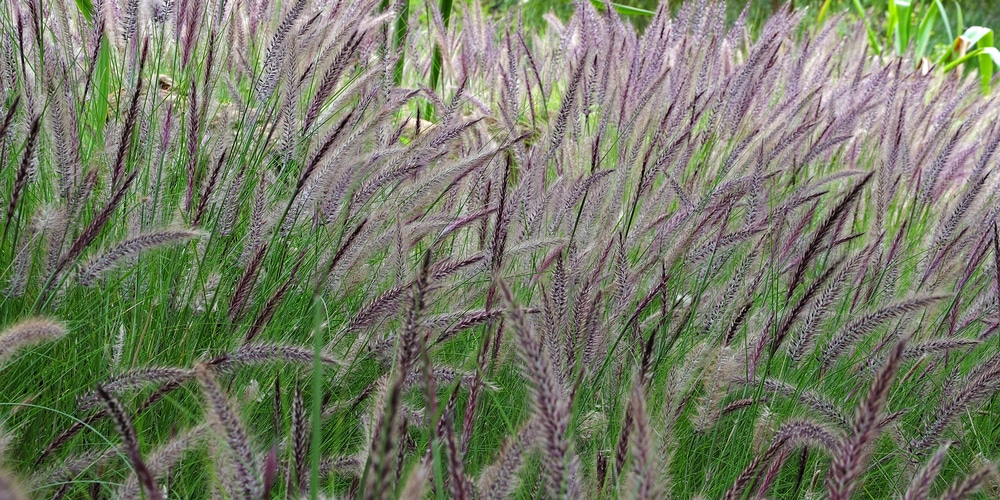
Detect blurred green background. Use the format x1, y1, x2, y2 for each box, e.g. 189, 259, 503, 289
487, 1, 1000, 38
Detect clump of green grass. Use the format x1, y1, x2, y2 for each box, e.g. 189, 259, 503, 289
3, 0, 1000, 498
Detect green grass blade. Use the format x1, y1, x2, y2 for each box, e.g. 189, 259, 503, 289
392, 0, 410, 85
934, 0, 953, 43
888, 0, 899, 53
896, 0, 913, 54
955, 0, 964, 36
853, 0, 882, 55
427, 0, 453, 120
916, 3, 938, 60
591, 1, 656, 17
960, 26, 993, 47
979, 32, 996, 93
942, 47, 984, 72
82, 33, 111, 160
74, 0, 95, 21
817, 0, 834, 26
310, 298, 324, 499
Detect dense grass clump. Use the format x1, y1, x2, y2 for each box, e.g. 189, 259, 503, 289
4, 0, 1000, 498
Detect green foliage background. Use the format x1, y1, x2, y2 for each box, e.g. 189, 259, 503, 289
488, 0, 1000, 35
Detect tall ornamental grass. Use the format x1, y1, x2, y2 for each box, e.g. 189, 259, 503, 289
2, 0, 1000, 498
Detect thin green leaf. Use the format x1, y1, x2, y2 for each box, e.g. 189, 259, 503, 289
935, 0, 953, 43
915, 3, 938, 60
895, 0, 913, 54
817, 0, 834, 26
853, 0, 882, 55
960, 26, 993, 47
595, 1, 656, 17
